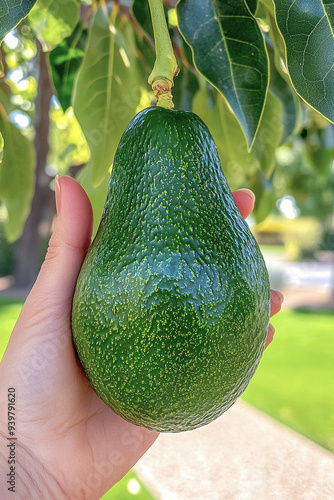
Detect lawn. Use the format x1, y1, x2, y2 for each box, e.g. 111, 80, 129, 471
1, 298, 333, 462
0, 298, 23, 357
242, 307, 334, 453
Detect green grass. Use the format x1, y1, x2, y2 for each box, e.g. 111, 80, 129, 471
242, 307, 334, 453
0, 298, 156, 500
101, 469, 156, 500
0, 298, 24, 360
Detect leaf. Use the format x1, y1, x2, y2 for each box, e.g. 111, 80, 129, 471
132, 0, 154, 46
177, 0, 269, 148
272, 0, 334, 123
248, 169, 276, 223
261, 4, 287, 73
73, 6, 143, 187
48, 106, 90, 175
245, 0, 258, 15
0, 132, 3, 163
252, 91, 283, 176
0, 106, 35, 242
29, 0, 80, 51
0, 0, 37, 42
265, 35, 301, 144
49, 21, 88, 111
305, 124, 334, 178
258, 0, 275, 14
193, 85, 253, 190
192, 83, 282, 189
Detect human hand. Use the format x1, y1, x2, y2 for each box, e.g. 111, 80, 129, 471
0, 177, 283, 500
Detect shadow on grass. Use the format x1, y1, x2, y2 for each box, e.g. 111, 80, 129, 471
0, 298, 24, 306
293, 307, 334, 316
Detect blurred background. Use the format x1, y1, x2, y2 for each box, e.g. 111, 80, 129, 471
0, 1, 333, 499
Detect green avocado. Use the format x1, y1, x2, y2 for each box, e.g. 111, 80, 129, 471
71, 106, 270, 432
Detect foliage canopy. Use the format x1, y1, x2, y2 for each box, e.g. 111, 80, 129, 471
0, 0, 334, 242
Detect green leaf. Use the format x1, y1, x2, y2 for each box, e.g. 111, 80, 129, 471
246, 0, 258, 15
273, 0, 334, 123
177, 0, 269, 148
49, 21, 88, 111
258, 0, 275, 15
73, 6, 144, 187
29, 0, 80, 51
265, 35, 300, 144
0, 0, 37, 42
0, 132, 3, 163
132, 0, 154, 46
252, 91, 283, 176
248, 170, 276, 223
0, 107, 35, 242
305, 124, 334, 178
192, 85, 252, 190
192, 84, 282, 189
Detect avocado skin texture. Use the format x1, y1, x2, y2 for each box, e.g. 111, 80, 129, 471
72, 106, 270, 432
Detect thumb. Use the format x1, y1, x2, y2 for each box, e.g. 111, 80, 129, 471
24, 175, 93, 315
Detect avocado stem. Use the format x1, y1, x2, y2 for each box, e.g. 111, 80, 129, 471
147, 0, 179, 109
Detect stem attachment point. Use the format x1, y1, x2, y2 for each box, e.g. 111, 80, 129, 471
147, 0, 179, 109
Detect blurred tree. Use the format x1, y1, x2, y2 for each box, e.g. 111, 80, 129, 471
14, 41, 54, 286
0, 0, 333, 288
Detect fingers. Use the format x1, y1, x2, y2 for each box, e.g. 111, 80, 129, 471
25, 176, 94, 309
265, 324, 275, 349
265, 290, 284, 349
271, 289, 284, 317
232, 188, 255, 220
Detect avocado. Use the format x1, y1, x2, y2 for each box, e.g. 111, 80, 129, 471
72, 106, 270, 432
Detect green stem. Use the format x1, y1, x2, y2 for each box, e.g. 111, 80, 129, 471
147, 0, 179, 109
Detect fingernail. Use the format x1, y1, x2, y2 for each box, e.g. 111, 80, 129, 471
238, 188, 256, 203
55, 174, 61, 215
274, 290, 284, 303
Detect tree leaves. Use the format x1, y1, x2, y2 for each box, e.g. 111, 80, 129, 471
246, 0, 258, 15
29, 0, 80, 51
177, 0, 269, 148
0, 132, 3, 163
49, 21, 88, 111
73, 5, 143, 187
132, 0, 154, 45
193, 84, 282, 188
0, 106, 35, 242
273, 0, 334, 123
0, 0, 37, 42
265, 35, 301, 144
1, 0, 333, 238
192, 83, 281, 222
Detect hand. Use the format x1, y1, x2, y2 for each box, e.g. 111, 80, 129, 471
0, 177, 283, 499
